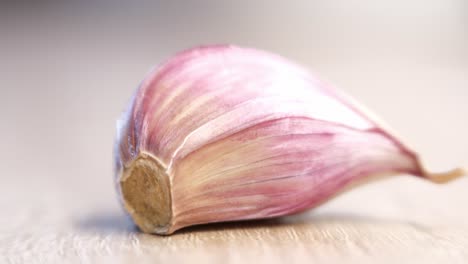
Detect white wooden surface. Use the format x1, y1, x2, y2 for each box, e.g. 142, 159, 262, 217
1, 1, 467, 263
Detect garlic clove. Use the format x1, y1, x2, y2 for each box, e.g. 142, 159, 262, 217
115, 45, 465, 235
168, 118, 416, 233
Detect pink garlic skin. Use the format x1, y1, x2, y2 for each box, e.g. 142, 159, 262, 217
115, 45, 436, 233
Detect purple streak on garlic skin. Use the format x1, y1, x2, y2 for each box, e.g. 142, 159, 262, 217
115, 45, 465, 234
126, 45, 374, 164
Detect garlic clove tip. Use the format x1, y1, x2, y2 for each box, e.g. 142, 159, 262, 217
421, 167, 466, 184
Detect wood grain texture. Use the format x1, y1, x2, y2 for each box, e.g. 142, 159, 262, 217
1, 1, 467, 263
2, 176, 468, 264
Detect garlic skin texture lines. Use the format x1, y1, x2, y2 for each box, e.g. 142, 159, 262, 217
115, 45, 465, 235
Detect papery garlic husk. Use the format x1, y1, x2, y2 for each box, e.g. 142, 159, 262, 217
115, 45, 465, 235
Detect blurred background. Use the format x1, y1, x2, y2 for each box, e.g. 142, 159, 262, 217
1, 0, 467, 262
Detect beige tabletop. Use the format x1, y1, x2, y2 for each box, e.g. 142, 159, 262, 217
1, 1, 467, 263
